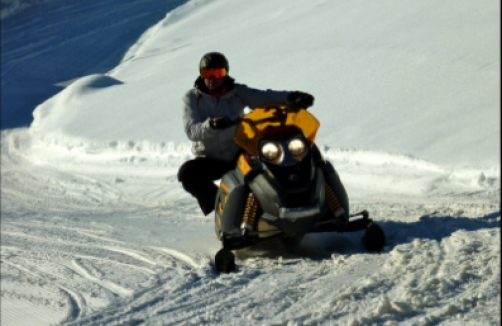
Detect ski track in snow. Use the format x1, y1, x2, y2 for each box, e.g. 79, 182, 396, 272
1, 128, 500, 325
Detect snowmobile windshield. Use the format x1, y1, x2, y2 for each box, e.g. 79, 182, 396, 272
234, 105, 320, 157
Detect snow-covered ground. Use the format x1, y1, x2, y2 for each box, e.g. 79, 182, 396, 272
1, 0, 500, 325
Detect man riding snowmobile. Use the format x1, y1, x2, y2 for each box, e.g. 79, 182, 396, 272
178, 52, 316, 216
178, 53, 384, 273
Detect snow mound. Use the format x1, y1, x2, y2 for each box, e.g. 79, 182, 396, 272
30, 74, 124, 136
2, 125, 500, 202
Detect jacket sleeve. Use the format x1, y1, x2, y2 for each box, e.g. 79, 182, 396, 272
235, 84, 290, 109
182, 91, 216, 141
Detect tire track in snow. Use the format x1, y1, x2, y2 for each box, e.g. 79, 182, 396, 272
62, 259, 212, 326
2, 219, 213, 325
58, 286, 86, 322
74, 254, 157, 276
149, 246, 202, 270
1, 259, 87, 322
69, 259, 134, 297
3, 213, 500, 325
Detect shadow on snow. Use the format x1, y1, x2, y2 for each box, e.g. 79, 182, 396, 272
1, 0, 187, 129
234, 211, 500, 261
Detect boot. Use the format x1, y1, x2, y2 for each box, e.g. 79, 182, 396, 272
197, 196, 215, 216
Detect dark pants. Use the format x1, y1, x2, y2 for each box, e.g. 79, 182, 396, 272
178, 157, 235, 215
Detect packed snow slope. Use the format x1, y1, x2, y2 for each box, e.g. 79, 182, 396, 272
16, 0, 501, 168
1, 0, 500, 325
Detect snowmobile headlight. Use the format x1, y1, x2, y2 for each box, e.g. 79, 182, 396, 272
288, 138, 306, 157
261, 142, 282, 161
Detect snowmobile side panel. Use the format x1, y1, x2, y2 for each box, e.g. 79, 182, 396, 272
215, 171, 247, 236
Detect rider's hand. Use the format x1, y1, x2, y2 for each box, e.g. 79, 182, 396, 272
287, 91, 314, 108
210, 116, 233, 129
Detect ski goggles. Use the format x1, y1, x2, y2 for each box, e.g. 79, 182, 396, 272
200, 67, 227, 79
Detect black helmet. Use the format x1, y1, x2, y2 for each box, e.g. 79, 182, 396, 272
199, 52, 229, 72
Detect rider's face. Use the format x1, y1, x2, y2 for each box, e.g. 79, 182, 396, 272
204, 75, 224, 91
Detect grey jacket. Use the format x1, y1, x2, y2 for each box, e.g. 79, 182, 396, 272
182, 77, 290, 162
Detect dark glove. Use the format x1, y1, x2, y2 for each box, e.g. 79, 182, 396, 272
209, 116, 233, 129
287, 91, 315, 108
